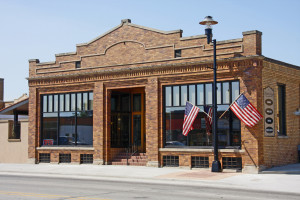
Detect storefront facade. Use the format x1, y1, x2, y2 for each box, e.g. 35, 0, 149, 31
28, 19, 300, 172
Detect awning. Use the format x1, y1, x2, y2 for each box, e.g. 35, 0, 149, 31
0, 98, 29, 115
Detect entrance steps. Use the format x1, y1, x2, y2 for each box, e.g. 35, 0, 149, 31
111, 153, 147, 166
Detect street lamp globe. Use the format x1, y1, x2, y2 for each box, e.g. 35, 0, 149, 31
200, 16, 218, 44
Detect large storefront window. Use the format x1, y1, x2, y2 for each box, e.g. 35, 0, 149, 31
164, 81, 241, 148
41, 92, 93, 146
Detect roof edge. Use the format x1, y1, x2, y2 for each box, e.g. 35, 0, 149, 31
0, 98, 29, 115
76, 19, 182, 47
263, 57, 300, 70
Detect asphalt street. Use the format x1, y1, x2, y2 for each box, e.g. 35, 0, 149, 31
0, 175, 299, 200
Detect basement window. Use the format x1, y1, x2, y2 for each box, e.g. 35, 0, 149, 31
163, 155, 179, 167
80, 154, 93, 164
39, 153, 50, 163
59, 154, 71, 163
191, 156, 209, 168
222, 157, 242, 170
174, 49, 181, 58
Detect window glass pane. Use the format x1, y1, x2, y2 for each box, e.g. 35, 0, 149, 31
111, 113, 130, 148
165, 87, 172, 106
77, 111, 93, 145
165, 108, 187, 147
217, 83, 221, 104
217, 108, 230, 147
232, 81, 239, 102
83, 93, 88, 111
133, 115, 141, 146
54, 95, 58, 112
59, 112, 75, 145
189, 85, 195, 105
65, 94, 70, 111
278, 84, 286, 135
59, 94, 64, 111
197, 84, 204, 105
71, 94, 76, 111
121, 94, 130, 112
48, 95, 53, 112
205, 84, 212, 105
223, 82, 230, 104
173, 86, 180, 106
43, 95, 48, 112
181, 85, 188, 106
111, 95, 117, 112
42, 114, 58, 146
89, 92, 93, 110
133, 94, 141, 112
77, 93, 82, 111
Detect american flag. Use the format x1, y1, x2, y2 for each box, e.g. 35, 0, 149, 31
204, 105, 213, 135
230, 94, 263, 127
182, 102, 200, 136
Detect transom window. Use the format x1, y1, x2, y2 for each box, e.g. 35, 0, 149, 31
41, 91, 93, 146
164, 81, 241, 148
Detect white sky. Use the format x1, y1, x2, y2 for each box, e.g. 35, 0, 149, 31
0, 0, 299, 101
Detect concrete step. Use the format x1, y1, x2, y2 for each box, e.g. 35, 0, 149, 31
111, 152, 147, 166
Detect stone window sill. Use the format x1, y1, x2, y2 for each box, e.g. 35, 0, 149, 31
159, 148, 245, 153
8, 139, 21, 142
278, 135, 288, 139
36, 147, 94, 151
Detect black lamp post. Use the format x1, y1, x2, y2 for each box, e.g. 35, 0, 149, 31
200, 16, 222, 172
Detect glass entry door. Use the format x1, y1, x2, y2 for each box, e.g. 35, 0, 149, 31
111, 89, 145, 153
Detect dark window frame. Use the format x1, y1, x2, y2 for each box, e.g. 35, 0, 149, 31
163, 80, 241, 148
75, 61, 81, 68
277, 83, 287, 136
174, 49, 181, 58
40, 91, 93, 147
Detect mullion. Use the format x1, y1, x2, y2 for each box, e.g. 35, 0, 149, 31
220, 82, 223, 105
57, 94, 60, 146
171, 86, 173, 107
179, 86, 181, 106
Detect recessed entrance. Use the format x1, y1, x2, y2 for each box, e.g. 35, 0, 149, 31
110, 88, 145, 154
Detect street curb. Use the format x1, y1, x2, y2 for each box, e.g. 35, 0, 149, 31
1, 171, 300, 196
259, 171, 300, 175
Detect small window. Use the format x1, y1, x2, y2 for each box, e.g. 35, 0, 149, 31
80, 154, 93, 164
8, 120, 21, 140
278, 84, 286, 136
163, 155, 179, 167
175, 49, 181, 58
39, 153, 50, 163
192, 156, 209, 168
59, 154, 71, 163
75, 61, 81, 68
222, 157, 242, 170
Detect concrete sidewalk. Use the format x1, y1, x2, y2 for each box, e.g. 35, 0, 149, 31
260, 163, 300, 174
0, 163, 299, 194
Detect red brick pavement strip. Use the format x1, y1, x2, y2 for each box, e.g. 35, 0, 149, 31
155, 170, 239, 180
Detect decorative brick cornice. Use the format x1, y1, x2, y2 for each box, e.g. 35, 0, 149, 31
28, 56, 264, 87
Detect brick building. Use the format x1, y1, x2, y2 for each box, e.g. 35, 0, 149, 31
28, 19, 300, 172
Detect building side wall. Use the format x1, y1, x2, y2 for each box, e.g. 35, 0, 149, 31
0, 120, 28, 163
262, 61, 300, 167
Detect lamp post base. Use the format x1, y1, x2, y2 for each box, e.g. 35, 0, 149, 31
211, 160, 222, 172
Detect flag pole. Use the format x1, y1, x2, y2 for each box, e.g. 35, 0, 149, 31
219, 91, 245, 119
187, 101, 212, 119
200, 108, 212, 119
